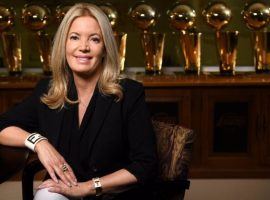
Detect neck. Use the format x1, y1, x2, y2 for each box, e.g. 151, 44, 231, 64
73, 72, 100, 103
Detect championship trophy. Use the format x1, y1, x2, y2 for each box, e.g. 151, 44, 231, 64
129, 2, 164, 75
168, 3, 201, 75
242, 2, 270, 73
203, 2, 238, 75
100, 3, 127, 73
55, 4, 72, 24
0, 5, 21, 76
21, 3, 52, 75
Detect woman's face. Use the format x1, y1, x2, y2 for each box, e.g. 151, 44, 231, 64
66, 16, 105, 77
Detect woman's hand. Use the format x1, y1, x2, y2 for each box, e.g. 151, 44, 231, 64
37, 179, 92, 198
35, 140, 77, 187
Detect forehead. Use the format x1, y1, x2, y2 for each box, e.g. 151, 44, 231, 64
68, 15, 102, 34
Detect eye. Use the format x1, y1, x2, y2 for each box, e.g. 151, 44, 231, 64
70, 35, 79, 40
91, 37, 101, 43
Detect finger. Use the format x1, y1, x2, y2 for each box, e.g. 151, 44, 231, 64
38, 179, 56, 189
65, 163, 77, 185
48, 186, 62, 194
47, 166, 59, 183
54, 165, 72, 187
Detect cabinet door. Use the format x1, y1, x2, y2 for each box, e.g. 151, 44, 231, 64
145, 88, 191, 127
201, 89, 259, 177
260, 90, 270, 166
2, 89, 32, 113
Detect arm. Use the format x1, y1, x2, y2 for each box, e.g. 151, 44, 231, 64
0, 79, 77, 186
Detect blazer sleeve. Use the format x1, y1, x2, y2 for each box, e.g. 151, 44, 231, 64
122, 80, 157, 184
0, 78, 50, 133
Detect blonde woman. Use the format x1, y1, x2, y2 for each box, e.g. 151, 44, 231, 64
0, 3, 157, 200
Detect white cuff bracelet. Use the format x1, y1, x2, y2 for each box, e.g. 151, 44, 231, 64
24, 133, 48, 152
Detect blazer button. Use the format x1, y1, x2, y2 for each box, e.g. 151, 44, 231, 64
92, 165, 98, 172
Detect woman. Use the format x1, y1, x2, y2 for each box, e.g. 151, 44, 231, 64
0, 3, 157, 200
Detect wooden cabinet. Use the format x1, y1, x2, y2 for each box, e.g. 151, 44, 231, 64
138, 74, 270, 178
1, 74, 270, 178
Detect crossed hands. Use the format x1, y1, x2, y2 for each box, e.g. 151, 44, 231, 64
35, 140, 77, 188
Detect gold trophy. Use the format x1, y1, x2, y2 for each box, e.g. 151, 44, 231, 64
0, 5, 21, 76
55, 4, 72, 24
168, 3, 201, 75
242, 2, 270, 73
203, 2, 238, 75
129, 2, 164, 75
21, 3, 52, 75
100, 3, 127, 73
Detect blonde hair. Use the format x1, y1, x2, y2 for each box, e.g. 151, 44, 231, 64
41, 3, 123, 109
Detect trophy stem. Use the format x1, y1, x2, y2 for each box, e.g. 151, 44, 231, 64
1, 32, 22, 76
35, 31, 52, 76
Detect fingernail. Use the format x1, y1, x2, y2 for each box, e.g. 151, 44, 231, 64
68, 182, 71, 187
73, 181, 78, 186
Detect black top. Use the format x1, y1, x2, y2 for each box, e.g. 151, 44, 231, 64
58, 80, 98, 181
0, 78, 157, 186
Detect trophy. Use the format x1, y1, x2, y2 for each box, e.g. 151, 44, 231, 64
0, 5, 21, 76
21, 3, 52, 75
100, 3, 127, 73
168, 3, 201, 75
203, 2, 238, 75
55, 4, 72, 24
242, 2, 270, 73
129, 2, 164, 75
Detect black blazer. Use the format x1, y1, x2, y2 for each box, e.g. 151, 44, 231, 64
0, 78, 157, 184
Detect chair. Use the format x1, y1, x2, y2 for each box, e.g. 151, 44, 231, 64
21, 121, 195, 200
0, 145, 29, 184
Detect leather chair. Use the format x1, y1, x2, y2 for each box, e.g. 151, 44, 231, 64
21, 121, 195, 200
0, 145, 28, 184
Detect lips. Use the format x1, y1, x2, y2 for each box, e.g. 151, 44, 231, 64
75, 55, 92, 63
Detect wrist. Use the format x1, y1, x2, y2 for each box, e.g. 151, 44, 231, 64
24, 133, 48, 152
92, 177, 102, 196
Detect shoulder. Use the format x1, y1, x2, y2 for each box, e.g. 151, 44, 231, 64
120, 78, 144, 93
33, 77, 51, 95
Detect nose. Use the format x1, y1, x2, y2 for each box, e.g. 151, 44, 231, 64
79, 40, 90, 52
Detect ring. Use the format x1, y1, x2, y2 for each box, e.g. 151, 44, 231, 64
61, 164, 68, 172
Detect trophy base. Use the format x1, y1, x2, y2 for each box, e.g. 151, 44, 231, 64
256, 68, 270, 74
9, 71, 22, 76
219, 70, 235, 76
145, 70, 162, 75
185, 69, 200, 75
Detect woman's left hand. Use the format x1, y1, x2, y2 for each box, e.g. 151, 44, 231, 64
38, 179, 92, 198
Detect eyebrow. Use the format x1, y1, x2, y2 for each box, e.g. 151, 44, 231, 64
69, 32, 101, 37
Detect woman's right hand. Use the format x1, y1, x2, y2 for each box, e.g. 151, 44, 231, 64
35, 140, 77, 186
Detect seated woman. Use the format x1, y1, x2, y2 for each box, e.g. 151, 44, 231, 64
0, 3, 157, 200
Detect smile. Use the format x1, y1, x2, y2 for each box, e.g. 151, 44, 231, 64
75, 56, 92, 63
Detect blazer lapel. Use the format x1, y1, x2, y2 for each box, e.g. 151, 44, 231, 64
84, 93, 113, 156
44, 108, 65, 147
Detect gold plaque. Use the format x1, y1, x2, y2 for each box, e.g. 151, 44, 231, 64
21, 4, 51, 31
168, 4, 196, 30
202, 2, 232, 30
242, 2, 270, 30
129, 2, 158, 30
0, 5, 15, 32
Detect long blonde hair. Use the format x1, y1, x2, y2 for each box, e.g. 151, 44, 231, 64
41, 3, 123, 109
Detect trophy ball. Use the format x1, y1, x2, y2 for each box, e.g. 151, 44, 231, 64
242, 2, 270, 30
0, 5, 15, 32
99, 4, 118, 29
55, 4, 72, 23
129, 2, 158, 30
202, 2, 232, 30
167, 4, 196, 30
21, 4, 51, 31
